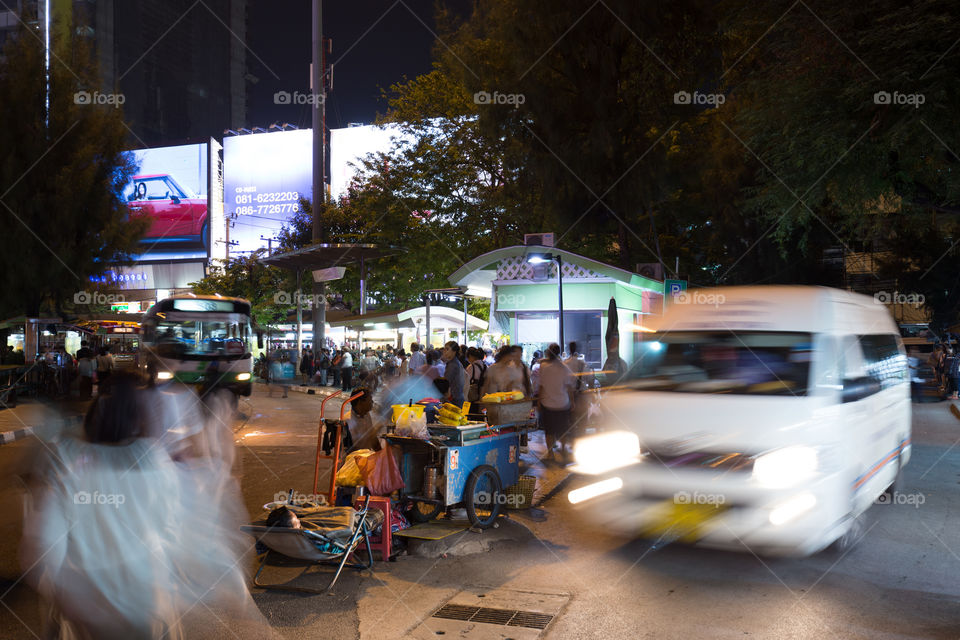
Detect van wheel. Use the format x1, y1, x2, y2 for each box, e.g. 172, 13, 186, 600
826, 512, 869, 556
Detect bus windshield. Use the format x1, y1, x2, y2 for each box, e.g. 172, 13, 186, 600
628, 331, 813, 395
151, 318, 250, 359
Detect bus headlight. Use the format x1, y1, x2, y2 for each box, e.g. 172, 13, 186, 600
236, 372, 251, 381
572, 431, 641, 475
753, 446, 818, 489
156, 371, 174, 381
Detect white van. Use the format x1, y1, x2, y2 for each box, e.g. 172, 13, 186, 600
568, 286, 911, 556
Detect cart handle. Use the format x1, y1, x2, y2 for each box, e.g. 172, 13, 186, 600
320, 390, 343, 419
340, 391, 366, 421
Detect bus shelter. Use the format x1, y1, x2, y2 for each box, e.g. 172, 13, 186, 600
329, 306, 488, 351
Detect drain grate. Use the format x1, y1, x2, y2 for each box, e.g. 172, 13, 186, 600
432, 604, 554, 630
507, 612, 554, 629
432, 604, 478, 621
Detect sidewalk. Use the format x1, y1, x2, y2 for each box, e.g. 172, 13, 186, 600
0, 397, 87, 444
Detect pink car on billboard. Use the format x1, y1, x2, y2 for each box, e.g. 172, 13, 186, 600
125, 174, 208, 247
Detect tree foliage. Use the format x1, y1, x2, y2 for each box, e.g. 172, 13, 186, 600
0, 16, 146, 317
190, 251, 288, 329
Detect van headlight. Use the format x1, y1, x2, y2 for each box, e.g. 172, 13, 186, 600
572, 431, 642, 475
236, 372, 251, 381
156, 371, 174, 381
752, 446, 818, 488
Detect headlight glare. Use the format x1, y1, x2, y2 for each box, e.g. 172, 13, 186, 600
753, 446, 818, 488
572, 431, 641, 475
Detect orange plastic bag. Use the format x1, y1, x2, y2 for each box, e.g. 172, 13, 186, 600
357, 445, 405, 496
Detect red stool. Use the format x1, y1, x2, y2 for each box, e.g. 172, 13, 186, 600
355, 495, 393, 561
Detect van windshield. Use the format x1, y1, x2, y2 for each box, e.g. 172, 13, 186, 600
627, 331, 813, 395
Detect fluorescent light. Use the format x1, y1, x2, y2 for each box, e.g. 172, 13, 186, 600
568, 477, 623, 504
526, 253, 553, 265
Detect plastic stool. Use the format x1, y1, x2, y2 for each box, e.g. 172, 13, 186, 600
355, 495, 393, 561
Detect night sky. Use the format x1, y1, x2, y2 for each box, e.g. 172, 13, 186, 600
245, 2, 467, 130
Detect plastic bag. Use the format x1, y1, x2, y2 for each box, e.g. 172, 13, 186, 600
396, 411, 429, 439
357, 445, 405, 496
336, 449, 374, 487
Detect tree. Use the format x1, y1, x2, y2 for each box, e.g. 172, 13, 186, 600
189, 251, 288, 330
0, 16, 146, 318
720, 0, 960, 317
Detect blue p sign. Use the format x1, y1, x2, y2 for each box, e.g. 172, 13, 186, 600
665, 279, 687, 297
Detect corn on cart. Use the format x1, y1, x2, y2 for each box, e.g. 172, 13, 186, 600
384, 397, 535, 529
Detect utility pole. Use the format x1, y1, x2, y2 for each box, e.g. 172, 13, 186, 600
311, 0, 327, 349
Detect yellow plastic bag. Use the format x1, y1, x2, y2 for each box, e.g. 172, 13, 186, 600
336, 449, 374, 487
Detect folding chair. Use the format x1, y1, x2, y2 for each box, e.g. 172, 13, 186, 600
241, 497, 383, 593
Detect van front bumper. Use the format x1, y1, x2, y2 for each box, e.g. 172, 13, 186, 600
568, 464, 850, 557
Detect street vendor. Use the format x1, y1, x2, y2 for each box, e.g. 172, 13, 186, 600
346, 388, 385, 452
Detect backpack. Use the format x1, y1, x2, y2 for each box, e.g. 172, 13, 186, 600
467, 361, 487, 402
319, 354, 331, 369
332, 353, 343, 368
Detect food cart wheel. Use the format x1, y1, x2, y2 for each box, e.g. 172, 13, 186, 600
464, 465, 503, 529
408, 500, 443, 523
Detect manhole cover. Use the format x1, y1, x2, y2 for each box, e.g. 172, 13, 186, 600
409, 587, 568, 639
432, 604, 552, 629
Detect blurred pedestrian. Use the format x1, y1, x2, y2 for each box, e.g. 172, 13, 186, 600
340, 347, 354, 391
945, 347, 960, 399
76, 341, 94, 400
316, 348, 331, 386
267, 355, 288, 398
95, 346, 115, 392
534, 343, 576, 464
330, 348, 343, 388
465, 347, 488, 402
20, 374, 269, 639
299, 349, 313, 383
408, 343, 426, 374
442, 341, 466, 405
482, 345, 532, 397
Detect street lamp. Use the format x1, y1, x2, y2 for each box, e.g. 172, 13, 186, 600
527, 253, 564, 350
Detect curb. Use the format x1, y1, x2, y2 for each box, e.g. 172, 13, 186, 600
0, 426, 34, 445
0, 414, 83, 446
274, 383, 344, 398
258, 382, 339, 396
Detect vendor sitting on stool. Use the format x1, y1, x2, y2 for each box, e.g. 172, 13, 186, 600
346, 388, 384, 453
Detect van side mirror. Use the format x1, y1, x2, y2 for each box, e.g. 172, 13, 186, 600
841, 376, 882, 403
257, 331, 264, 350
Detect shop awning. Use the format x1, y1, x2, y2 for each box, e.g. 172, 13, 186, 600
329, 306, 488, 332
447, 245, 663, 297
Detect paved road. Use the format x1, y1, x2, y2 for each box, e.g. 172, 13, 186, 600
1, 387, 959, 639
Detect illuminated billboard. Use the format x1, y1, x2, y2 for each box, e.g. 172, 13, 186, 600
123, 142, 210, 261
223, 129, 313, 255
329, 123, 404, 200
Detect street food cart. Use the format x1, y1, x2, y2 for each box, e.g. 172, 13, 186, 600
385, 399, 535, 528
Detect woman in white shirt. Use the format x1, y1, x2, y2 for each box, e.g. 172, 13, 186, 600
534, 343, 575, 464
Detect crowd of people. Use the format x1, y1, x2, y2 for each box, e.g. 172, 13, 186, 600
264, 341, 601, 464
